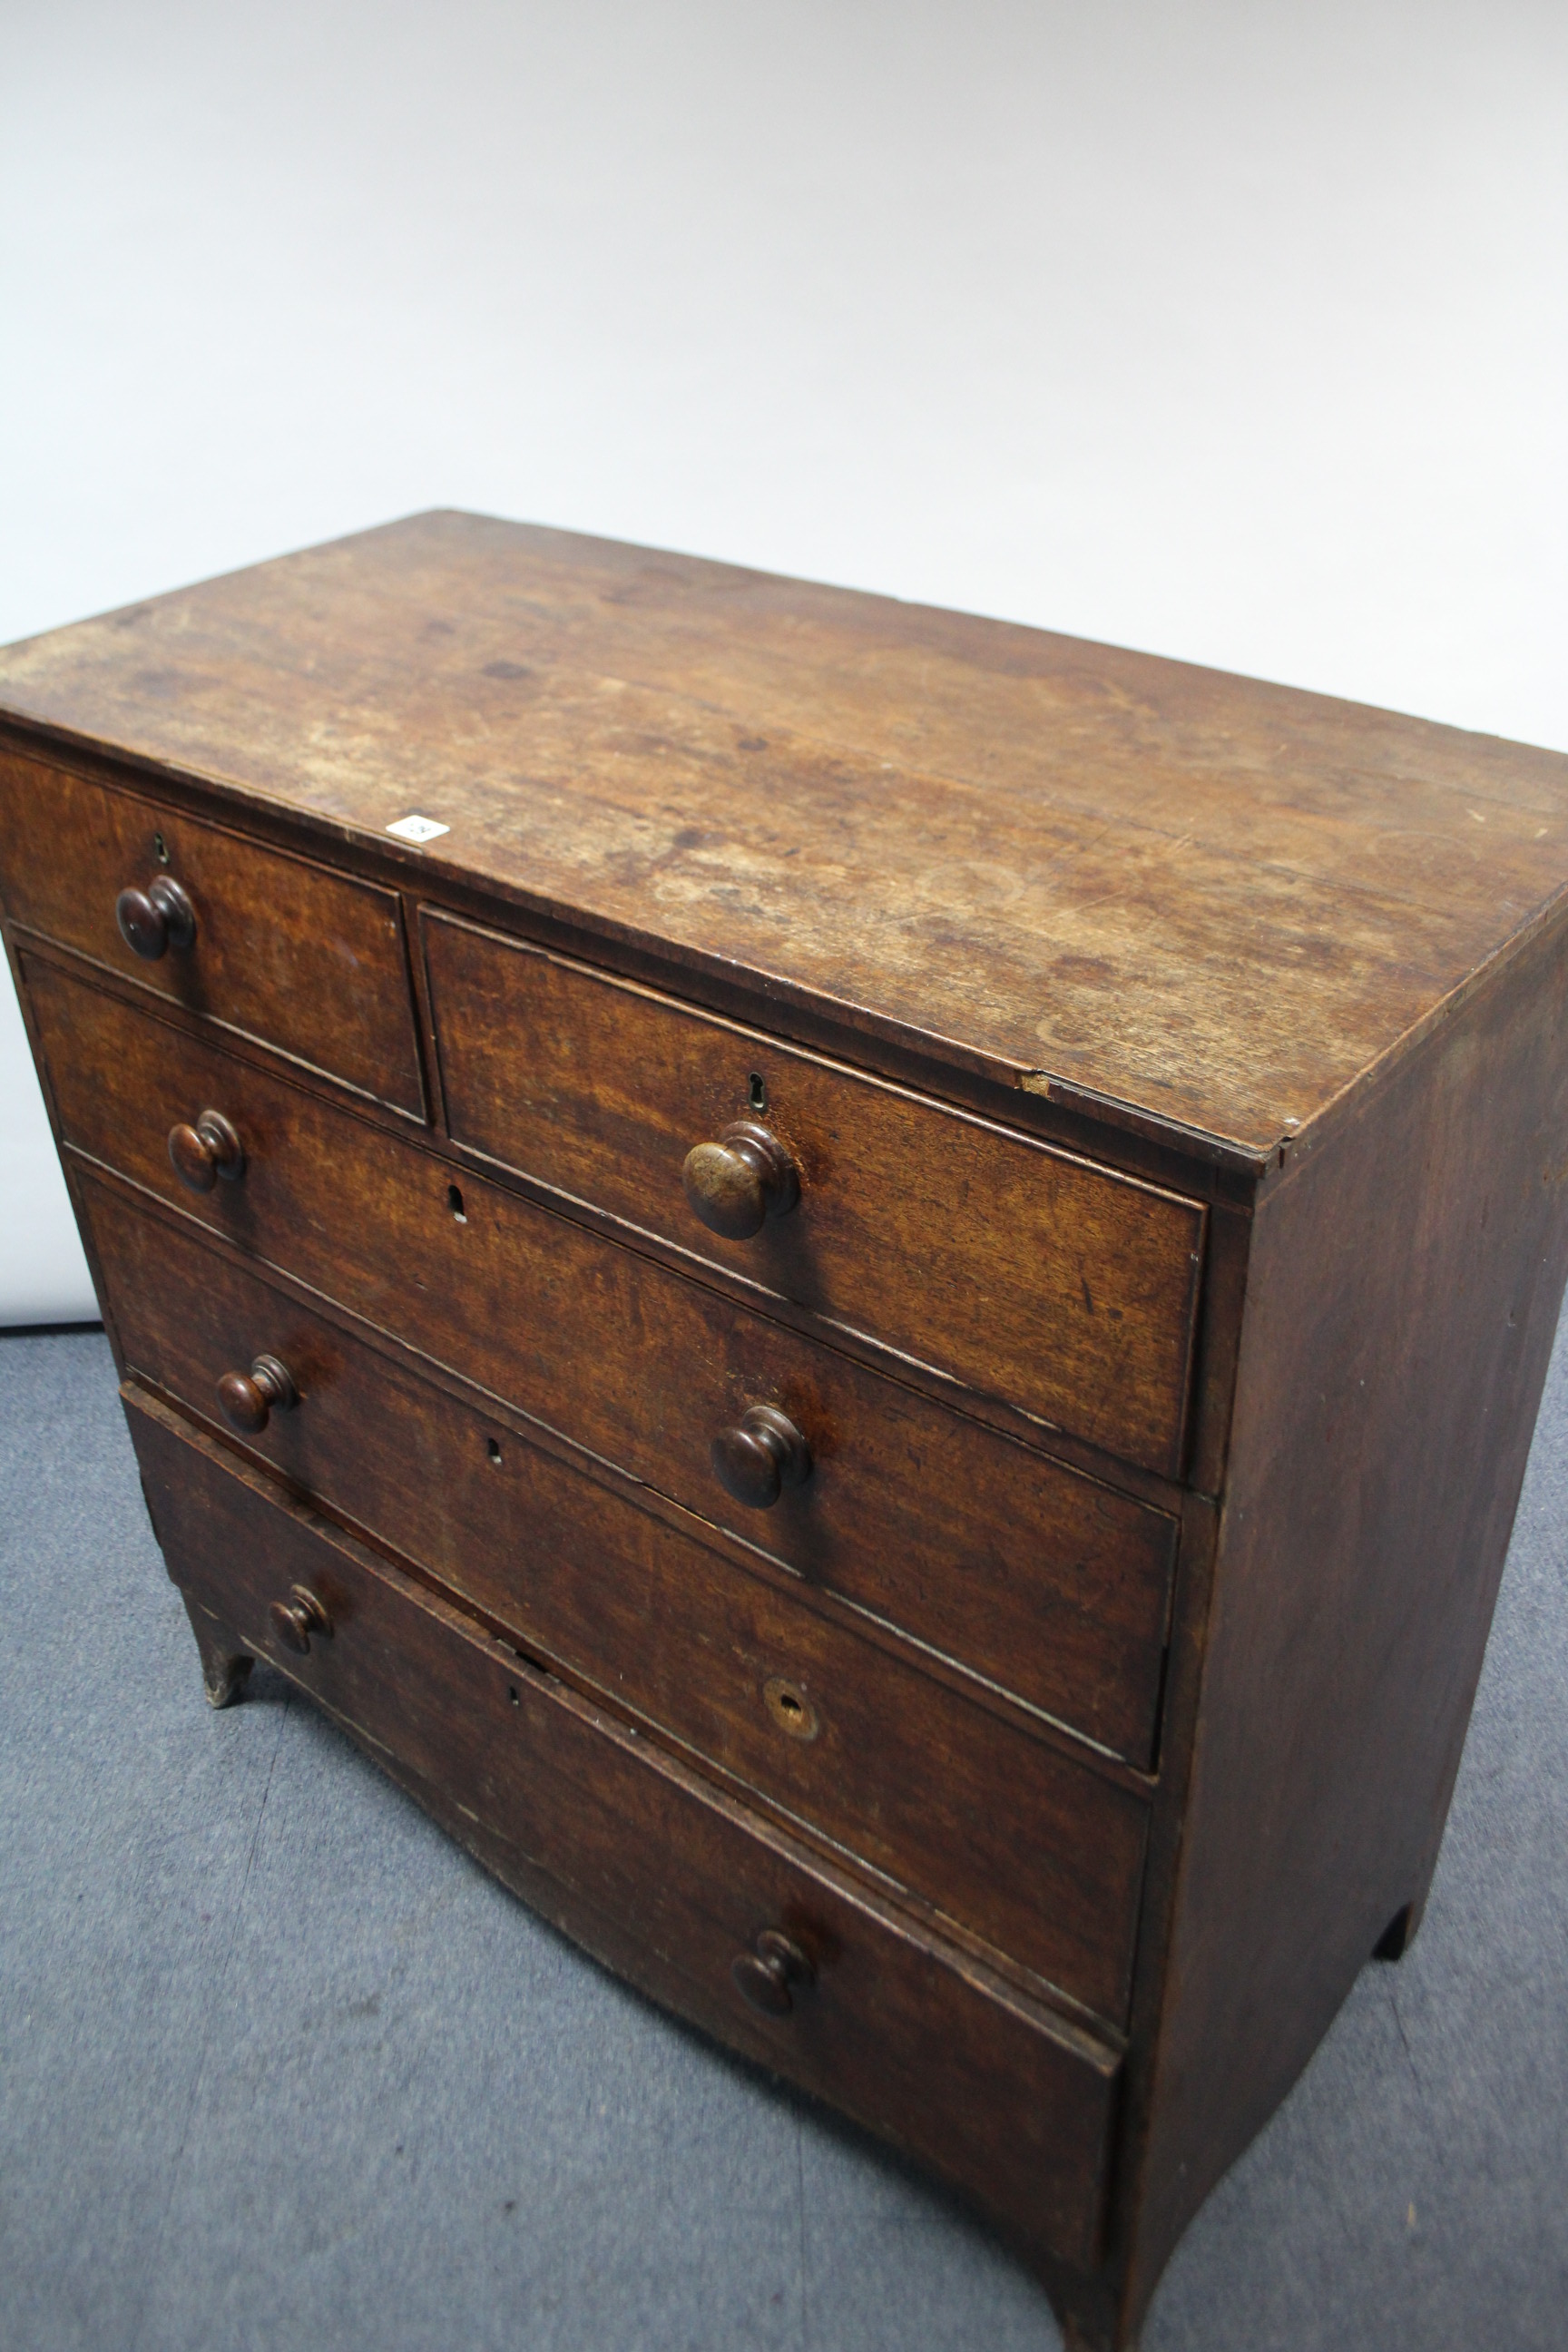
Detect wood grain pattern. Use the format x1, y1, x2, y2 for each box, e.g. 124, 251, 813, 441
1114, 907, 1568, 2342
9, 510, 1568, 2348
0, 747, 425, 1114
34, 958, 1178, 1767
127, 1382, 1123, 2277
88, 1174, 1151, 2019
177, 1588, 251, 1707
5, 511, 1568, 1153
425, 910, 1206, 1476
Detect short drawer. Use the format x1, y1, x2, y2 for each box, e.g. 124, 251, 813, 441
90, 1179, 1151, 2021
37, 958, 1180, 1769
127, 1383, 1123, 2271
424, 911, 1207, 1477
0, 750, 424, 1114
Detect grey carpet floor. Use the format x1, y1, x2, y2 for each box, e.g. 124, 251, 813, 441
1, 1327, 1564, 2352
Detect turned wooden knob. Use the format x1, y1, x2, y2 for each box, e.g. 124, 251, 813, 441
270, 1583, 332, 1655
168, 1110, 245, 1192
710, 1405, 811, 1510
217, 1353, 298, 1435
682, 1122, 799, 1240
115, 875, 196, 960
731, 1928, 813, 2017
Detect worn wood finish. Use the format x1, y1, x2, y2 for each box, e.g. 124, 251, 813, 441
425, 912, 1205, 1475
710, 1402, 813, 1510
1113, 912, 1568, 2341
5, 513, 1568, 1154
177, 1588, 251, 1708
116, 873, 196, 959
34, 960, 1179, 1768
127, 1384, 1124, 2275
7, 514, 1568, 2350
0, 748, 425, 1115
167, 1108, 246, 1192
682, 1121, 801, 1240
87, 1174, 1150, 2019
215, 1351, 298, 1435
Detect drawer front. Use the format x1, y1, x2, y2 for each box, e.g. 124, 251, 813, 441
90, 1179, 1150, 2020
127, 1385, 1122, 2270
0, 750, 425, 1113
34, 959, 1178, 1769
425, 911, 1207, 1477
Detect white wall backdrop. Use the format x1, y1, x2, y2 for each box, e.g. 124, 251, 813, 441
3, 0, 1565, 1321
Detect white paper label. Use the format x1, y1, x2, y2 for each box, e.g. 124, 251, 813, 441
385, 813, 450, 845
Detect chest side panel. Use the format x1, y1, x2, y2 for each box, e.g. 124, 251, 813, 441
1122, 909, 1568, 2336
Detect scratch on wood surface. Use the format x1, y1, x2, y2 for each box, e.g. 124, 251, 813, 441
5, 508, 1568, 1157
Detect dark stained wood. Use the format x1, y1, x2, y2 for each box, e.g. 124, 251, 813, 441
0, 747, 426, 1116
5, 511, 1568, 1155
710, 1403, 812, 1509
128, 1383, 1124, 2277
1115, 909, 1568, 2343
167, 1108, 245, 1192
39, 965, 1181, 1769
731, 1928, 814, 2015
177, 1589, 251, 1707
269, 1583, 333, 1654
425, 911, 1207, 1475
8, 514, 1568, 2348
116, 875, 196, 959
215, 1351, 297, 1435
1180, 1200, 1252, 1502
85, 1175, 1151, 2021
681, 1120, 800, 1239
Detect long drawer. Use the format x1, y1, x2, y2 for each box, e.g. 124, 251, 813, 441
32, 956, 1179, 1769
87, 1174, 1150, 2021
0, 751, 425, 1114
125, 1383, 1123, 2272
424, 910, 1208, 1478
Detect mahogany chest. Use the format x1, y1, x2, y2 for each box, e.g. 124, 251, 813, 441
4, 513, 1566, 2348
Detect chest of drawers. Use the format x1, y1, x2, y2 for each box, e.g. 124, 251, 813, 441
5, 512, 1566, 2349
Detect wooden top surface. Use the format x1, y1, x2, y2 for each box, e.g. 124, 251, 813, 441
3, 507, 1565, 1166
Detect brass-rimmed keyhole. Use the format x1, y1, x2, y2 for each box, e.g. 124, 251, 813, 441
763, 1675, 819, 1742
